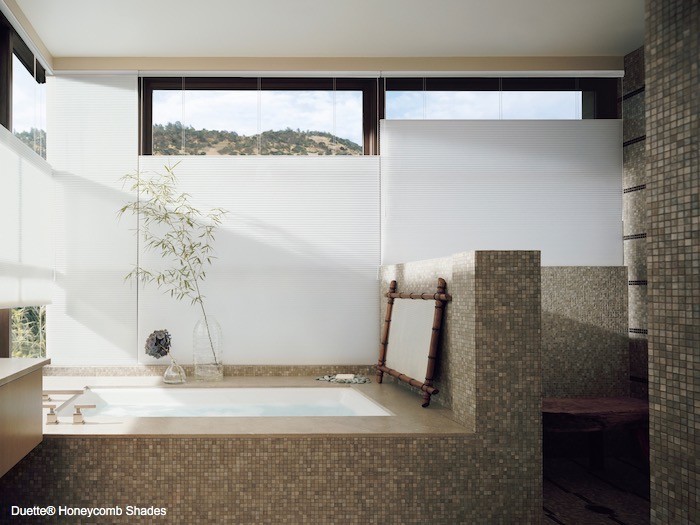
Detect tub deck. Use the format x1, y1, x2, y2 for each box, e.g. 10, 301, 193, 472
41, 375, 472, 437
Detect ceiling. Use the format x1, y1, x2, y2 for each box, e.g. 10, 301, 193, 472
13, 0, 644, 59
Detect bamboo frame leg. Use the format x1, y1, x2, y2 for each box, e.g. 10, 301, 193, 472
376, 280, 397, 383
421, 277, 447, 408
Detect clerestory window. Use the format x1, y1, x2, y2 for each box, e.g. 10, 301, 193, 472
141, 78, 378, 156
139, 77, 617, 157
1, 11, 47, 159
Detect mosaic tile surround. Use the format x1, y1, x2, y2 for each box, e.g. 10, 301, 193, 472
623, 46, 649, 402
379, 251, 542, 517
541, 267, 629, 397
1, 251, 543, 523
646, 2, 699, 523
1, 435, 493, 525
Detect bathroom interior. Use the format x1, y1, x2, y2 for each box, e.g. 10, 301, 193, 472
0, 1, 696, 523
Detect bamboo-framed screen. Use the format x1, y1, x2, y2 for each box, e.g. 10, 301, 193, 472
376, 278, 451, 407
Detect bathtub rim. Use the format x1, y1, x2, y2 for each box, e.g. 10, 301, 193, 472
42, 375, 471, 437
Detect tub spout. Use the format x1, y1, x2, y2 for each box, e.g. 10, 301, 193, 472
73, 404, 96, 424
43, 404, 58, 424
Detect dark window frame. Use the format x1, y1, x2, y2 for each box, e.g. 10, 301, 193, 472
383, 77, 619, 120
140, 77, 379, 155
0, 11, 48, 358
140, 76, 618, 156
0, 10, 46, 131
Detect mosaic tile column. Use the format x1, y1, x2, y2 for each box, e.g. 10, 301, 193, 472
646, 1, 699, 523
622, 46, 649, 400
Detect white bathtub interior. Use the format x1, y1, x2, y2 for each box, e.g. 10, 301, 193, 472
55, 386, 393, 418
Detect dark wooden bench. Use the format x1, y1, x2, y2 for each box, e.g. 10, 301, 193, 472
542, 397, 649, 470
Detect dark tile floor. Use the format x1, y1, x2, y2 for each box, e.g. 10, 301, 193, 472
543, 456, 650, 524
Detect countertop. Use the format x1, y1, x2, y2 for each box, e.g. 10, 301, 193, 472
0, 357, 51, 387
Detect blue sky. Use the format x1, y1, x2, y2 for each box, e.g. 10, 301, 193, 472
386, 91, 582, 120
12, 55, 46, 134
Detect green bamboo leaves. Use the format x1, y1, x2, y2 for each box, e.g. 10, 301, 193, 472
118, 163, 227, 308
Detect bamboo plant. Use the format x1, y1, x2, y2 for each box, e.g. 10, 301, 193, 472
118, 163, 227, 365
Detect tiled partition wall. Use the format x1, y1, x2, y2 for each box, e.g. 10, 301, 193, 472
541, 267, 629, 397
1, 251, 542, 523
646, 1, 699, 523
379, 250, 542, 517
623, 46, 649, 400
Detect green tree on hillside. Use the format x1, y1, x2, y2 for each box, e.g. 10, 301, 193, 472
152, 123, 362, 156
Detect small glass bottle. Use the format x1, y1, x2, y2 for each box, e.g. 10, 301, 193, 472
163, 356, 186, 384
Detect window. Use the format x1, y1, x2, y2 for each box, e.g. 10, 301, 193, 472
140, 77, 617, 156
141, 78, 377, 156
0, 12, 50, 358
11, 306, 46, 358
384, 78, 617, 122
12, 53, 46, 157
0, 10, 47, 159
387, 91, 502, 119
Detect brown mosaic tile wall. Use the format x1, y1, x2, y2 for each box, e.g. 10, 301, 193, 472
472, 251, 541, 445
541, 267, 629, 397
646, 2, 699, 523
380, 251, 542, 518
623, 46, 649, 400
0, 434, 520, 525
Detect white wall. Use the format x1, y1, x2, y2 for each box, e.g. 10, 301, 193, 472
380, 120, 623, 266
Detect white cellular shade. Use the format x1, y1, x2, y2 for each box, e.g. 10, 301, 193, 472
0, 125, 54, 308
380, 119, 623, 266
47, 75, 138, 364
45, 74, 380, 366
137, 156, 380, 365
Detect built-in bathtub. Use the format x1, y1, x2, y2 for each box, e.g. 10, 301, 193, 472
0, 251, 543, 523
40, 376, 465, 435
56, 386, 392, 418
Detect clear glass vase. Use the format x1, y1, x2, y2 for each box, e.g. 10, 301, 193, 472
163, 356, 186, 384
193, 315, 223, 381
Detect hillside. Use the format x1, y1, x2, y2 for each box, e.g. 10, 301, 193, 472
153, 122, 362, 156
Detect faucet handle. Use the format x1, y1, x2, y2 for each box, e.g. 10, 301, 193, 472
73, 404, 96, 424
43, 404, 58, 424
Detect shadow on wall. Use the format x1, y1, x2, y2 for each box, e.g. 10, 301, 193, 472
542, 313, 629, 397
50, 169, 137, 362
50, 167, 379, 365
541, 266, 629, 398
